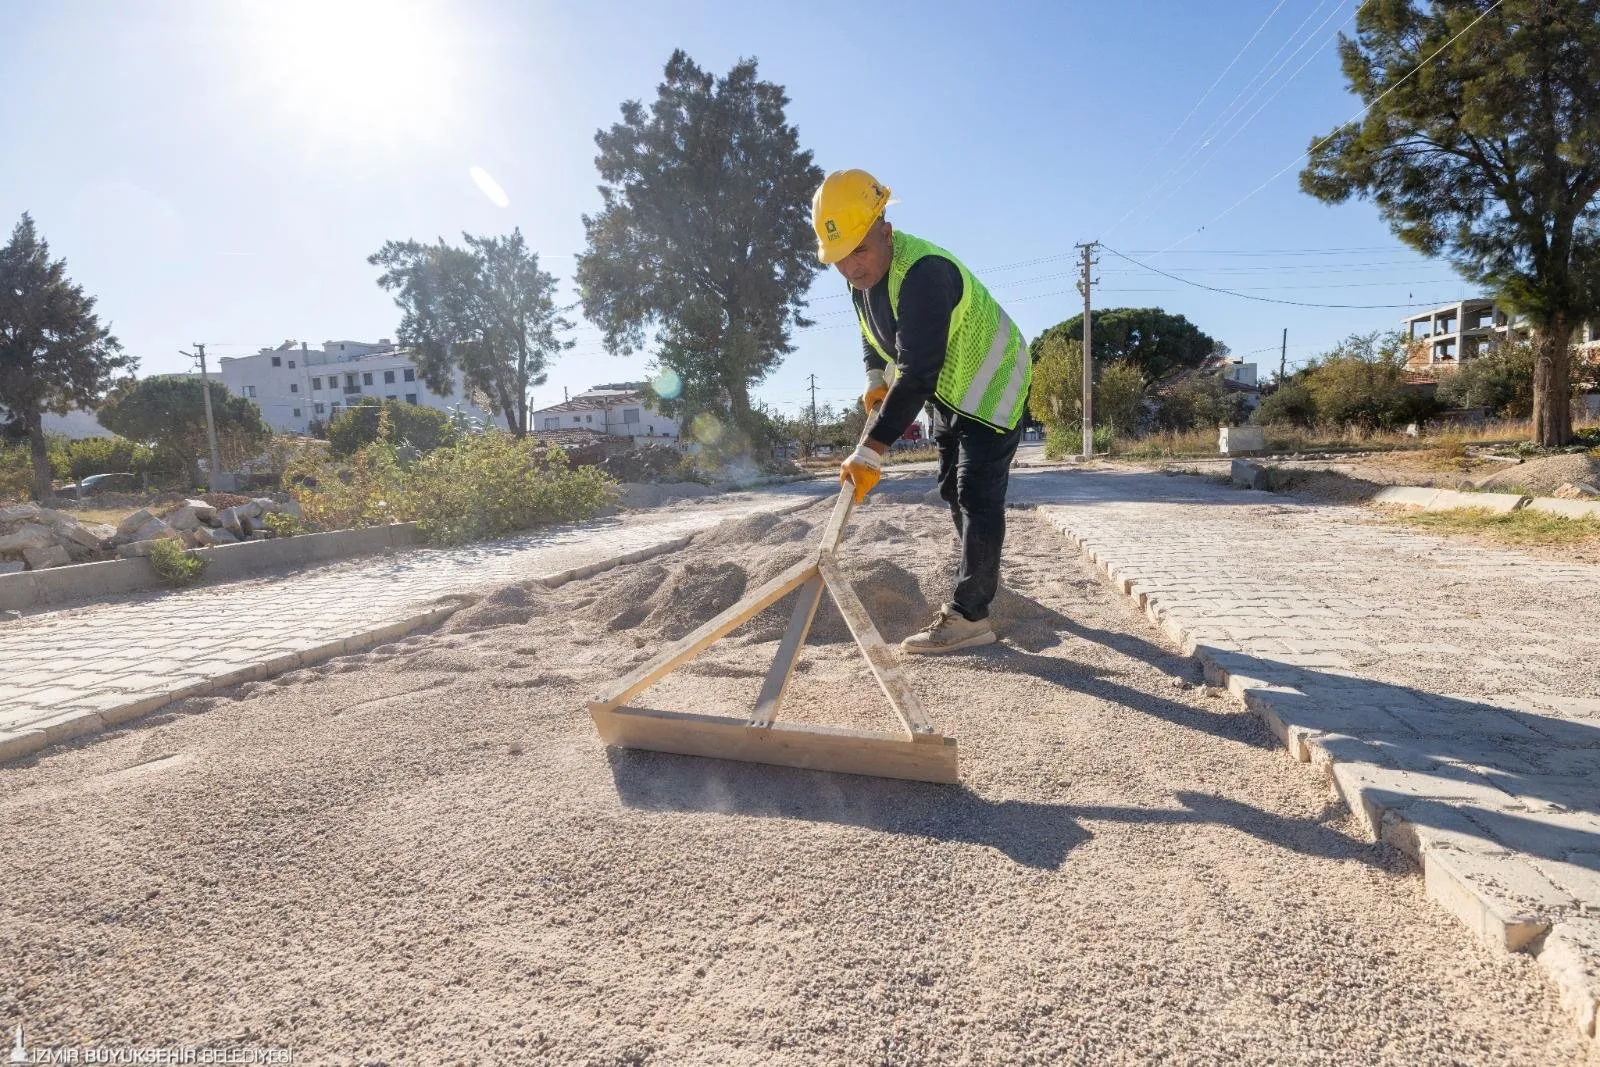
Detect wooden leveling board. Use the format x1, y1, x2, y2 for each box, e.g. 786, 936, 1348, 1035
588, 481, 959, 784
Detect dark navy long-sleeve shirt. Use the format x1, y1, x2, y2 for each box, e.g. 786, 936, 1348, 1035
853, 254, 964, 448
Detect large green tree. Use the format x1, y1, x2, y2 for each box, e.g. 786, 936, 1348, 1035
1300, 0, 1600, 446
1031, 307, 1222, 382
97, 375, 270, 488
0, 214, 135, 499
577, 51, 823, 444
369, 229, 570, 437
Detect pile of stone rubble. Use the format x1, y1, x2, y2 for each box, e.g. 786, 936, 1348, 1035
0, 498, 301, 574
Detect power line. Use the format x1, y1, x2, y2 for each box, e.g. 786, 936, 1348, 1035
1158, 0, 1509, 252
1100, 245, 1467, 309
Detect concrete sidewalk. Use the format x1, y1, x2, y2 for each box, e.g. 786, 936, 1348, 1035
0, 487, 825, 765
1032, 468, 1600, 1037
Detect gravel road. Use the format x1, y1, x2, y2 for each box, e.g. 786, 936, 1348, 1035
0, 488, 1588, 1065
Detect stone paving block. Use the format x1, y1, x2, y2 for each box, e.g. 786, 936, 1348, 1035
1423, 847, 1571, 953
1381, 798, 1508, 860
1538, 918, 1600, 1038
1327, 756, 1512, 838
1456, 807, 1600, 865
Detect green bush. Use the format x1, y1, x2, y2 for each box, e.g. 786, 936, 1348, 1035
286, 431, 614, 545
1253, 379, 1318, 427
328, 397, 458, 457
147, 538, 209, 587
407, 434, 614, 545
0, 445, 31, 501
1301, 331, 1438, 430
261, 512, 303, 537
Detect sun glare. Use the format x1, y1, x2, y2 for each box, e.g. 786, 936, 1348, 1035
470, 165, 510, 207
233, 0, 458, 153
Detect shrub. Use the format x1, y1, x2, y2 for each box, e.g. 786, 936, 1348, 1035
328, 397, 458, 457
1253, 379, 1318, 427
1153, 374, 1244, 431
1028, 335, 1151, 443
406, 434, 615, 545
261, 512, 303, 537
0, 445, 31, 501
286, 431, 614, 545
1300, 331, 1438, 430
147, 538, 209, 587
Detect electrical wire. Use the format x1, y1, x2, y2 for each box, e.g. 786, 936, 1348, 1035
1158, 0, 1508, 252
1101, 245, 1463, 308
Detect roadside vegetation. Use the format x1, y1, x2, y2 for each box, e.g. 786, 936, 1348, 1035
1391, 506, 1600, 551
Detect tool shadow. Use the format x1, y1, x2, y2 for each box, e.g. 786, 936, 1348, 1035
604, 749, 1377, 874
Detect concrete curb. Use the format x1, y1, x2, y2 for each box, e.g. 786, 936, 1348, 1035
0, 497, 817, 769
0, 523, 421, 613
1424, 489, 1529, 514
1526, 497, 1600, 521
1041, 510, 1599, 1040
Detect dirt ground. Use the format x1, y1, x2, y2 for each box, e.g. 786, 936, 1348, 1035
0, 488, 1590, 1065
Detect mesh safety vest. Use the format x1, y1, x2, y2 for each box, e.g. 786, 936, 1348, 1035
856, 230, 1031, 431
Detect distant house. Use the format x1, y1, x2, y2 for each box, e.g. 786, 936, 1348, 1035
1154, 356, 1262, 413
1402, 299, 1600, 371
529, 383, 678, 445
218, 339, 493, 434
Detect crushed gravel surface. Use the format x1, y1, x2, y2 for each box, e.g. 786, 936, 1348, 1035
1476, 452, 1600, 495
0, 491, 1589, 1065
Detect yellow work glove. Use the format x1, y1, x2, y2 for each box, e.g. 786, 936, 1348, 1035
863, 367, 889, 412
840, 444, 883, 504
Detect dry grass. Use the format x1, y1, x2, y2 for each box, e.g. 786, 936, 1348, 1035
1391, 506, 1600, 549
1108, 414, 1600, 460
51, 506, 128, 526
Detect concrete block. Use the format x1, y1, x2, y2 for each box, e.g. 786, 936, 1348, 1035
1423, 847, 1569, 952
0, 560, 26, 575
22, 544, 71, 569
1370, 485, 1440, 509
115, 508, 154, 538
1230, 459, 1270, 490
1538, 918, 1600, 1038
1218, 425, 1265, 454
0, 503, 43, 526
1425, 489, 1529, 514
0, 523, 55, 554
1525, 496, 1600, 521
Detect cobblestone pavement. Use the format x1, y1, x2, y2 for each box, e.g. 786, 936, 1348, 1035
0, 487, 824, 763
1023, 467, 1600, 1038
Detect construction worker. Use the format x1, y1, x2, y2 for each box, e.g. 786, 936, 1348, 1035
813, 169, 1032, 654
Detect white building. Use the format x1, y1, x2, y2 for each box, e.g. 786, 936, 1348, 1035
529, 383, 679, 445
218, 339, 493, 434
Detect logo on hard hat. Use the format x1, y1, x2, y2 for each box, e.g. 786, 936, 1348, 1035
824, 219, 839, 239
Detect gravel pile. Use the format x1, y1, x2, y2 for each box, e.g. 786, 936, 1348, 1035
0, 490, 1588, 1064
1477, 452, 1600, 494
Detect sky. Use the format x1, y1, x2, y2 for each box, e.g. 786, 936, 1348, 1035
1, 0, 1480, 425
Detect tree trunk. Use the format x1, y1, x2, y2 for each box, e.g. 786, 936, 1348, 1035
26, 409, 51, 502
1531, 316, 1573, 447
184, 455, 203, 490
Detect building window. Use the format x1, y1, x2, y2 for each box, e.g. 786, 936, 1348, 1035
544, 418, 559, 431
405, 393, 418, 405
290, 383, 299, 393
314, 403, 325, 415
386, 395, 396, 401
585, 414, 592, 422
573, 415, 582, 423
288, 360, 296, 368
384, 370, 395, 384
243, 385, 256, 398
292, 408, 302, 418
271, 356, 281, 367
363, 372, 373, 386
622, 407, 640, 425
312, 376, 322, 390
346, 374, 357, 387
403, 368, 415, 382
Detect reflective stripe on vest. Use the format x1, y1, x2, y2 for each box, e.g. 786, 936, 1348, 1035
855, 230, 1031, 431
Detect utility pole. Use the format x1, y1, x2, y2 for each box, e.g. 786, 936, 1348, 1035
806, 373, 819, 457
1075, 242, 1099, 459
181, 344, 222, 493
1279, 327, 1288, 382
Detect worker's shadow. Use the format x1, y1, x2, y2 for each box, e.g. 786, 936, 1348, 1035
605, 750, 1370, 873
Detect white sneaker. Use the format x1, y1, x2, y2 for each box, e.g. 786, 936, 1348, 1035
901, 605, 997, 654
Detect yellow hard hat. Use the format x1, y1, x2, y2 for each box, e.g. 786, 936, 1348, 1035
812, 169, 892, 265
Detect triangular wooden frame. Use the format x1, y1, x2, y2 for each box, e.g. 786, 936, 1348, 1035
588, 482, 959, 783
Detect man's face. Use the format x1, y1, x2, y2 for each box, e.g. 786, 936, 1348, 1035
835, 220, 893, 291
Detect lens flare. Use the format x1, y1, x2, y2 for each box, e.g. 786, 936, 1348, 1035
651, 369, 683, 401
470, 165, 510, 208
691, 413, 724, 445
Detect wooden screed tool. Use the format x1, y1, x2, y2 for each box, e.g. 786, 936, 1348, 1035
587, 436, 958, 784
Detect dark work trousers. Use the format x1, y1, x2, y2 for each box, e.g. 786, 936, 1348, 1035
930, 402, 1023, 622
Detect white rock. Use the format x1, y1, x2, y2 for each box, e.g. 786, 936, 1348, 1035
207, 528, 239, 545
0, 503, 42, 528
0, 523, 56, 555
182, 498, 218, 522
116, 508, 155, 538
23, 544, 72, 569
57, 522, 103, 551
250, 497, 278, 515
166, 506, 207, 532
132, 517, 179, 543
115, 539, 171, 559
217, 506, 246, 534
